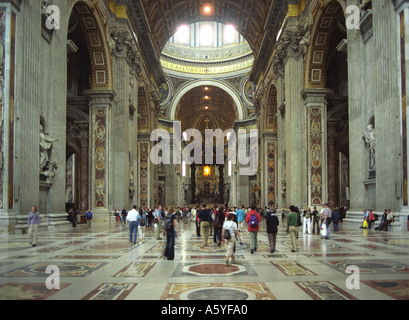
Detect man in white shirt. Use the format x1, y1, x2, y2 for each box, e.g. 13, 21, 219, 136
191, 207, 197, 222
127, 205, 139, 244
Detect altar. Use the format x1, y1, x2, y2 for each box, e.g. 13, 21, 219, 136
191, 164, 225, 205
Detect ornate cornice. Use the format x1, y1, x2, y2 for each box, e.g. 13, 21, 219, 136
249, 0, 289, 83
122, 0, 166, 86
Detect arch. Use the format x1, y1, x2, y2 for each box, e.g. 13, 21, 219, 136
304, 0, 345, 89
68, 0, 113, 90
169, 80, 245, 121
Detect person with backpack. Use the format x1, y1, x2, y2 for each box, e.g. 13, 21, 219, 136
137, 208, 147, 243
221, 213, 239, 265
245, 205, 261, 254
266, 208, 279, 253
163, 207, 177, 260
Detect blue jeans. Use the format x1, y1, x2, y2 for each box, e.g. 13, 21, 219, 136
326, 221, 331, 239
129, 221, 138, 243
164, 230, 175, 260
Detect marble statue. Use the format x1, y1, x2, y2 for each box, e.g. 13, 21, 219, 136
363, 124, 375, 170
40, 125, 58, 173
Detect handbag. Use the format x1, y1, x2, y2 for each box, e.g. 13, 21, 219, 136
223, 229, 231, 240
362, 220, 368, 228
320, 223, 327, 237
297, 213, 302, 227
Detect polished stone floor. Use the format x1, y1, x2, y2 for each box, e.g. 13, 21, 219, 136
0, 217, 408, 301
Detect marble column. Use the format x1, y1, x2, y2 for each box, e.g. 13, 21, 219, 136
138, 135, 151, 208
84, 90, 115, 219
284, 33, 307, 208
372, 1, 402, 212
110, 45, 131, 211
327, 120, 338, 209
399, 6, 409, 210
302, 88, 332, 208
0, 3, 16, 231
79, 124, 89, 212
345, 0, 368, 214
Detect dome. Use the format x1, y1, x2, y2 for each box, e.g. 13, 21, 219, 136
161, 22, 254, 76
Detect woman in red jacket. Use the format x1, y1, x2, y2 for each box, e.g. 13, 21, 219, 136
245, 205, 261, 254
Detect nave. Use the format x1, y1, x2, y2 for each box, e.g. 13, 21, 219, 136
0, 218, 409, 301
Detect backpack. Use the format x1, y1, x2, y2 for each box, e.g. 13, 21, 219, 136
139, 215, 146, 226
249, 213, 258, 227
164, 214, 174, 230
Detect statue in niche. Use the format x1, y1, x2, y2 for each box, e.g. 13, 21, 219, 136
40, 125, 58, 173
129, 160, 135, 198
40, 160, 58, 184
363, 124, 375, 171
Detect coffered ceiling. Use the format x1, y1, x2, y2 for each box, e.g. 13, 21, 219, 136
176, 86, 238, 133
123, 0, 289, 85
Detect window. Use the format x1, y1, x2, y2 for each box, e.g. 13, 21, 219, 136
182, 161, 186, 177
176, 25, 189, 45
200, 24, 213, 47
224, 25, 236, 44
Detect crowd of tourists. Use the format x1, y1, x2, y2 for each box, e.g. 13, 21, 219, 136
25, 203, 407, 261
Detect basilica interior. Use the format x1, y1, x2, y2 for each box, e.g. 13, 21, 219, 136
0, 0, 408, 301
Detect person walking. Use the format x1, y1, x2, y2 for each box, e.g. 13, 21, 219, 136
245, 205, 261, 254
213, 207, 225, 246
154, 205, 163, 240
236, 206, 246, 232
331, 207, 341, 232
332, 207, 340, 232
191, 207, 197, 222
286, 205, 299, 252
27, 206, 41, 247
302, 206, 311, 234
85, 208, 93, 228
222, 213, 239, 265
121, 208, 127, 225
266, 208, 279, 253
197, 204, 213, 247
114, 209, 120, 222
311, 207, 320, 234
137, 208, 147, 243
68, 208, 76, 227
322, 203, 332, 239
164, 207, 177, 260
127, 205, 139, 244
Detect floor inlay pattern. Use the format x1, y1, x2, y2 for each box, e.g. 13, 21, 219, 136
0, 220, 408, 300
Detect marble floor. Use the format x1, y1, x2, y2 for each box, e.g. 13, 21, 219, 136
0, 218, 409, 301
